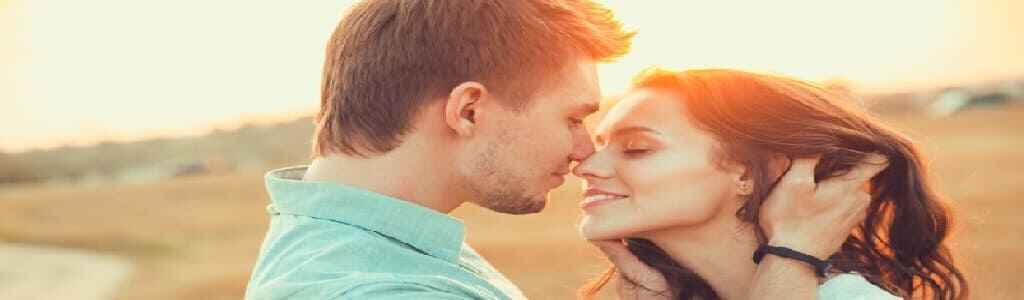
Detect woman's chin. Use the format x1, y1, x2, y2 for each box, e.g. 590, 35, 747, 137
579, 217, 630, 240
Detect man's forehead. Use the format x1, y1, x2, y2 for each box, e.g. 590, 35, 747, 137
531, 58, 600, 113
564, 59, 601, 109
550, 78, 599, 114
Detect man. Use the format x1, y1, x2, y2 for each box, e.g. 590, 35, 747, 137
245, 1, 875, 299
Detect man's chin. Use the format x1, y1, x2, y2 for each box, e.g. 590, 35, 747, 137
517, 200, 547, 215
485, 198, 547, 215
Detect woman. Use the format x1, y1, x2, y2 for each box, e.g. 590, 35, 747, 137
574, 69, 967, 299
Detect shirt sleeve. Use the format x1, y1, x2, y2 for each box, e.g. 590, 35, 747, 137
817, 273, 902, 300
338, 281, 487, 299
246, 274, 502, 300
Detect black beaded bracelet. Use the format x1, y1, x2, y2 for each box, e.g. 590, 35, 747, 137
752, 245, 832, 278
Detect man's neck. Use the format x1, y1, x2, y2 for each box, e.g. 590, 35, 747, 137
302, 139, 464, 214
642, 215, 760, 300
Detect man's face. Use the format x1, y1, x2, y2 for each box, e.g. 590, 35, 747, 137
464, 59, 600, 214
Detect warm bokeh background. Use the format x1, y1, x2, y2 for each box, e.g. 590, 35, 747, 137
2, 108, 1024, 299
3, 0, 1023, 299
3, 0, 1022, 152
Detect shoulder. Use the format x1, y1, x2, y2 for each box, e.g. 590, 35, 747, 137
818, 273, 902, 300
249, 218, 452, 288
249, 221, 501, 299
340, 275, 499, 300
245, 273, 497, 300
259, 215, 421, 267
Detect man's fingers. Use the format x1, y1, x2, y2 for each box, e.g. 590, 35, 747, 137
781, 156, 821, 186
836, 191, 872, 232
841, 153, 890, 182
843, 154, 890, 182
592, 239, 667, 290
593, 240, 643, 271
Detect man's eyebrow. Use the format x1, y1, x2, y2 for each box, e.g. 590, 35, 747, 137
575, 102, 599, 115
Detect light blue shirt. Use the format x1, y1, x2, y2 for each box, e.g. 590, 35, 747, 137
245, 166, 526, 300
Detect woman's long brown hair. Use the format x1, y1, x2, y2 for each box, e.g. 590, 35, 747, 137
579, 69, 968, 299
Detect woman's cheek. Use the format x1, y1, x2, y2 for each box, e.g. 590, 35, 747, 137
620, 152, 735, 230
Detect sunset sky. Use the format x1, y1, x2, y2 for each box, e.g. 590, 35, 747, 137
3, 0, 1022, 152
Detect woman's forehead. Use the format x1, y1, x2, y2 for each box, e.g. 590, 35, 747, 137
596, 89, 686, 137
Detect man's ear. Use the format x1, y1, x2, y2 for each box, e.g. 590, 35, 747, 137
444, 81, 488, 137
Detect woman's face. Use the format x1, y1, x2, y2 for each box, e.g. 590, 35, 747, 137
574, 88, 746, 240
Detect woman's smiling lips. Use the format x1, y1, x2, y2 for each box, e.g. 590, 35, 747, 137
581, 188, 629, 209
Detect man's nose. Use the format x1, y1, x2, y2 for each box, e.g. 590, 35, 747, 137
569, 134, 596, 163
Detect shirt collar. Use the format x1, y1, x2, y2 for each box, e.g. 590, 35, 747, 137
264, 165, 465, 262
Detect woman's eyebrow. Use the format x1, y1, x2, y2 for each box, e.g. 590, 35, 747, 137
612, 126, 659, 137
595, 126, 660, 145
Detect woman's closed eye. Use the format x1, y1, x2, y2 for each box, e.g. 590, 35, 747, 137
622, 140, 654, 157
623, 149, 651, 157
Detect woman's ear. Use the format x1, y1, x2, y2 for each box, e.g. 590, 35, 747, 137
724, 160, 754, 196
736, 177, 754, 196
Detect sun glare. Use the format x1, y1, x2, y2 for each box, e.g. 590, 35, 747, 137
593, 0, 1020, 95
3, 0, 1021, 152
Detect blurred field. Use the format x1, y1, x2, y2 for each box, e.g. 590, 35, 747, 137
1, 106, 1023, 299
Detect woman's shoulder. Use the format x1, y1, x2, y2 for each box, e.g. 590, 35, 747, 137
817, 273, 902, 300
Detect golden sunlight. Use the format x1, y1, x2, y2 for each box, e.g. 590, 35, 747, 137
3, 0, 1022, 151
595, 0, 1023, 94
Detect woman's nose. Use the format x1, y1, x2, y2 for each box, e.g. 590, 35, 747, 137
573, 151, 612, 179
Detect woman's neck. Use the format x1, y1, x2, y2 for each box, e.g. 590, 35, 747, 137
641, 217, 760, 300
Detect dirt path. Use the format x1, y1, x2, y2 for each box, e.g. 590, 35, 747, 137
0, 243, 133, 300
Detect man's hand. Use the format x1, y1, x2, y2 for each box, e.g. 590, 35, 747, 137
747, 153, 889, 300
591, 240, 671, 300
759, 154, 889, 259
